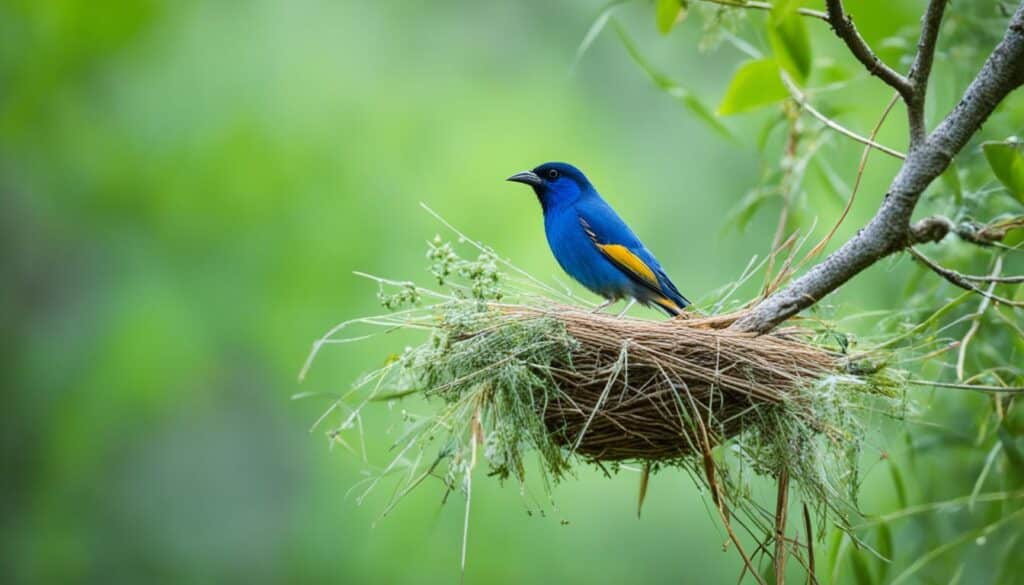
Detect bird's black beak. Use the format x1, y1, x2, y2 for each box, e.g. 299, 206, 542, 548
506, 170, 543, 187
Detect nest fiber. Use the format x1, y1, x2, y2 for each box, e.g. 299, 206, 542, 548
509, 306, 839, 461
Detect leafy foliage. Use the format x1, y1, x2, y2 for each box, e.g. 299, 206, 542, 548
717, 59, 789, 115
655, 0, 688, 34
767, 0, 812, 83
601, 0, 1024, 582
983, 138, 1024, 203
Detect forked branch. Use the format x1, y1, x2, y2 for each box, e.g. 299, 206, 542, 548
907, 0, 951, 143
824, 0, 914, 100
734, 2, 1024, 334
909, 248, 1024, 308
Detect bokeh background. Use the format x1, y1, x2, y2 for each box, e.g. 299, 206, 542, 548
3, 1, 1022, 583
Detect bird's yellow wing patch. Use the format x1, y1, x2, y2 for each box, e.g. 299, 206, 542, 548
595, 243, 660, 290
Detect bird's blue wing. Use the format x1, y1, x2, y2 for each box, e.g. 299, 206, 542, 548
575, 199, 690, 312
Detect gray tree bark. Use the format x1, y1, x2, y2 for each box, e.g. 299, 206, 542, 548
732, 2, 1024, 334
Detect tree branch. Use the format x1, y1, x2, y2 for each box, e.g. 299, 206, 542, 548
908, 214, 1024, 247
906, 0, 950, 144
959, 274, 1024, 284
781, 73, 906, 160
824, 0, 914, 100
694, 0, 828, 21
909, 248, 1023, 308
907, 215, 955, 244
733, 3, 1024, 334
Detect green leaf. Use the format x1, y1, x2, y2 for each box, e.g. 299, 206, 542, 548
982, 138, 1024, 202
812, 58, 854, 86
615, 23, 735, 141
717, 59, 788, 115
827, 530, 844, 573
987, 214, 1024, 247
655, 0, 687, 35
941, 162, 963, 205
726, 186, 771, 231
850, 548, 875, 585
813, 158, 851, 204
678, 92, 735, 140
998, 424, 1024, 471
889, 461, 908, 508
572, 0, 629, 70
1008, 398, 1024, 435
1006, 223, 1024, 247
876, 523, 894, 582
767, 0, 812, 83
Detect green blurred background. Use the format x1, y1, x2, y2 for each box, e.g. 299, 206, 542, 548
3, 1, 1020, 583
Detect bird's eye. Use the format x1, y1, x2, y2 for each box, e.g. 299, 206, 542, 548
547, 169, 560, 180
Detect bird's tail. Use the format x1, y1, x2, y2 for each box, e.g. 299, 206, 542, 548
651, 294, 688, 316
651, 272, 690, 316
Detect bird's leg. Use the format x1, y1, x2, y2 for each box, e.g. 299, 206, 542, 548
616, 299, 635, 318
591, 299, 615, 314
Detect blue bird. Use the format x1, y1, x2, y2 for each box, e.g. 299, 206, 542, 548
507, 162, 690, 316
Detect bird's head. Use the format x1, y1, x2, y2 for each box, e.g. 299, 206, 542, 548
507, 162, 593, 211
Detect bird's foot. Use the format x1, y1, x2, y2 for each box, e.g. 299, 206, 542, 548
591, 299, 614, 314
616, 299, 636, 318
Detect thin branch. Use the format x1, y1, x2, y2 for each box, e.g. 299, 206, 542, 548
960, 273, 1024, 284
694, 0, 828, 21
782, 73, 906, 160
824, 0, 914, 99
773, 468, 791, 585
956, 256, 1002, 381
906, 0, 950, 144
909, 248, 1023, 308
908, 215, 955, 245
967, 215, 1024, 246
909, 214, 1024, 247
907, 379, 1024, 394
802, 504, 818, 585
734, 3, 1024, 333
908, 246, 1023, 283
801, 92, 901, 265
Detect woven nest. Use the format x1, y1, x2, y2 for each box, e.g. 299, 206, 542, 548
312, 294, 897, 529
523, 307, 838, 460
307, 240, 901, 536
484, 306, 841, 462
